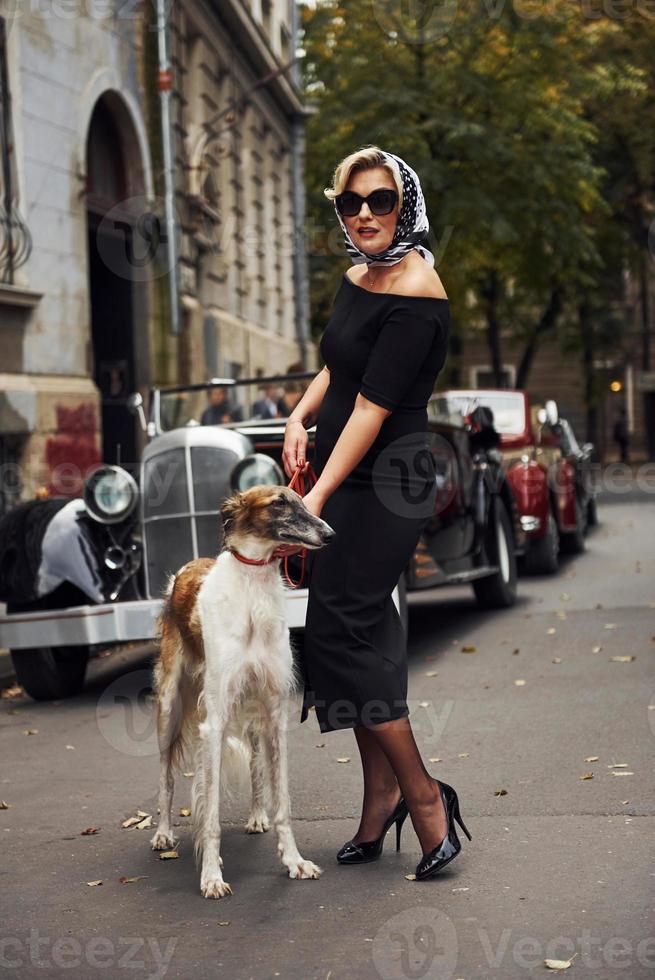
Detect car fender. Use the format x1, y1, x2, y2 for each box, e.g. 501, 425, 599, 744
506, 459, 550, 538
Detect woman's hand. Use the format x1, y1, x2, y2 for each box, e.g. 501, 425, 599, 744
283, 419, 309, 479
300, 486, 325, 518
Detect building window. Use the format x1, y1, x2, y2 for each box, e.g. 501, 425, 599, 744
470, 365, 516, 389
0, 18, 32, 284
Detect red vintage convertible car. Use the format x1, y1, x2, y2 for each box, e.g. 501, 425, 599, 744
436, 389, 597, 574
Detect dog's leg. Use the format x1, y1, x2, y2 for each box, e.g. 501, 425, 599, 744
262, 696, 322, 880
197, 697, 232, 899
244, 728, 270, 834
150, 654, 184, 851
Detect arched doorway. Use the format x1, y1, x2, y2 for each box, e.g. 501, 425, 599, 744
85, 93, 147, 467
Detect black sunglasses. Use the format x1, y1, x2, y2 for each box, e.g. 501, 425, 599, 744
335, 188, 399, 217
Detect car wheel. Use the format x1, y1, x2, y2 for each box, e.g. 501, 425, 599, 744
393, 573, 409, 639
472, 499, 517, 608
560, 497, 586, 555
522, 509, 560, 575
586, 496, 599, 528
10, 646, 89, 701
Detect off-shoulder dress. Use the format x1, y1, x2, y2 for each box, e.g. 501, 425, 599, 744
300, 272, 451, 733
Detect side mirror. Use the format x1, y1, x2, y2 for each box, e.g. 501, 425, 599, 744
127, 391, 147, 432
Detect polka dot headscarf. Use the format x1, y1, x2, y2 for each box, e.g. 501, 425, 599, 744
333, 150, 435, 269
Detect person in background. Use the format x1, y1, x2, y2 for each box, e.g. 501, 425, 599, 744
252, 384, 281, 419
613, 407, 630, 463
276, 381, 304, 418
201, 386, 243, 425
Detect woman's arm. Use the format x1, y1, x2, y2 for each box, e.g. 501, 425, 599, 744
306, 393, 391, 511
287, 365, 331, 428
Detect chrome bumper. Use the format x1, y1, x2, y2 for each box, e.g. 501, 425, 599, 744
0, 588, 309, 651
520, 515, 541, 533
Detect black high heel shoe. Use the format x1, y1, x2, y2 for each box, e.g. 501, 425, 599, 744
415, 780, 472, 881
336, 796, 409, 864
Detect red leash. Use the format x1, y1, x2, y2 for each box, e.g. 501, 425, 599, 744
282, 461, 317, 589
226, 461, 317, 589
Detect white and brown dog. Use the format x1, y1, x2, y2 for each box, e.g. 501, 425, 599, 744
150, 482, 334, 898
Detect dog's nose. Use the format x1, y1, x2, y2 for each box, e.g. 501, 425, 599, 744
321, 524, 336, 542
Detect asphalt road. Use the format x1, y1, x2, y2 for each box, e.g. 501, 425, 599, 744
1, 481, 654, 980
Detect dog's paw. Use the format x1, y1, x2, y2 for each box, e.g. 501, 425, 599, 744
150, 831, 176, 851
287, 859, 322, 880
200, 876, 233, 899
245, 813, 270, 834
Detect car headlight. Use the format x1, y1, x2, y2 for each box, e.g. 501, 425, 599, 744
84, 466, 138, 524
230, 453, 284, 492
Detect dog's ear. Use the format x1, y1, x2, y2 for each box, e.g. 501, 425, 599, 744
220, 491, 243, 529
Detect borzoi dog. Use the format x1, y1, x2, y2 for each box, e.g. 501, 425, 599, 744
150, 483, 334, 898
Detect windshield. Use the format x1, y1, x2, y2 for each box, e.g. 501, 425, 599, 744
444, 392, 527, 435
156, 374, 317, 433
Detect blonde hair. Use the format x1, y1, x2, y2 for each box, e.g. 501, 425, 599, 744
323, 145, 403, 210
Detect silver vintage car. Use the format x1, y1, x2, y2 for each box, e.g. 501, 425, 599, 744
0, 373, 522, 700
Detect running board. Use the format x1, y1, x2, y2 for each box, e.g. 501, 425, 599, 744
445, 565, 499, 584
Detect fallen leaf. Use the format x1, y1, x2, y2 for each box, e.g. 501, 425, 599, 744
580, 772, 594, 780
461, 644, 476, 653
81, 827, 100, 836
494, 789, 508, 796
23, 729, 39, 735
608, 763, 628, 768
425, 670, 438, 677
86, 880, 103, 887
429, 757, 442, 763
135, 815, 153, 830
585, 756, 599, 763
218, 921, 231, 926
512, 648, 520, 655
315, 743, 326, 748
458, 752, 469, 758
159, 850, 179, 860
336, 757, 350, 764
514, 679, 526, 687
552, 658, 562, 664
560, 593, 571, 601
545, 955, 577, 970
452, 886, 469, 892
557, 611, 567, 620
609, 656, 635, 662
1, 684, 24, 699
182, 772, 194, 778
592, 646, 602, 653
65, 745, 75, 750
119, 875, 148, 884
418, 701, 430, 708
622, 800, 630, 805
404, 873, 416, 881
546, 628, 556, 635
604, 623, 618, 630
121, 817, 141, 829
136, 810, 150, 818
610, 771, 634, 776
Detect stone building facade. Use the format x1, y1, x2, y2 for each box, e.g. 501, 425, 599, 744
0, 1, 313, 513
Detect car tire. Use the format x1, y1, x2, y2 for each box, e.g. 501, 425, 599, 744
560, 497, 586, 555
10, 646, 89, 701
522, 509, 560, 575
472, 499, 517, 608
586, 496, 598, 528
393, 572, 409, 640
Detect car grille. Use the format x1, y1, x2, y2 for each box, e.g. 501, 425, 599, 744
142, 445, 238, 597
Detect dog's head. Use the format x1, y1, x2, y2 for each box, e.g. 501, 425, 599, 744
220, 485, 335, 554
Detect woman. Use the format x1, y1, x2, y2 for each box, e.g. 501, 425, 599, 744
282, 146, 471, 881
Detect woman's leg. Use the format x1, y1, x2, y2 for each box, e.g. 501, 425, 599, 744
351, 725, 402, 844
364, 715, 448, 855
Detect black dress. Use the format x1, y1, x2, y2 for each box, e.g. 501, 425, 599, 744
300, 272, 451, 734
